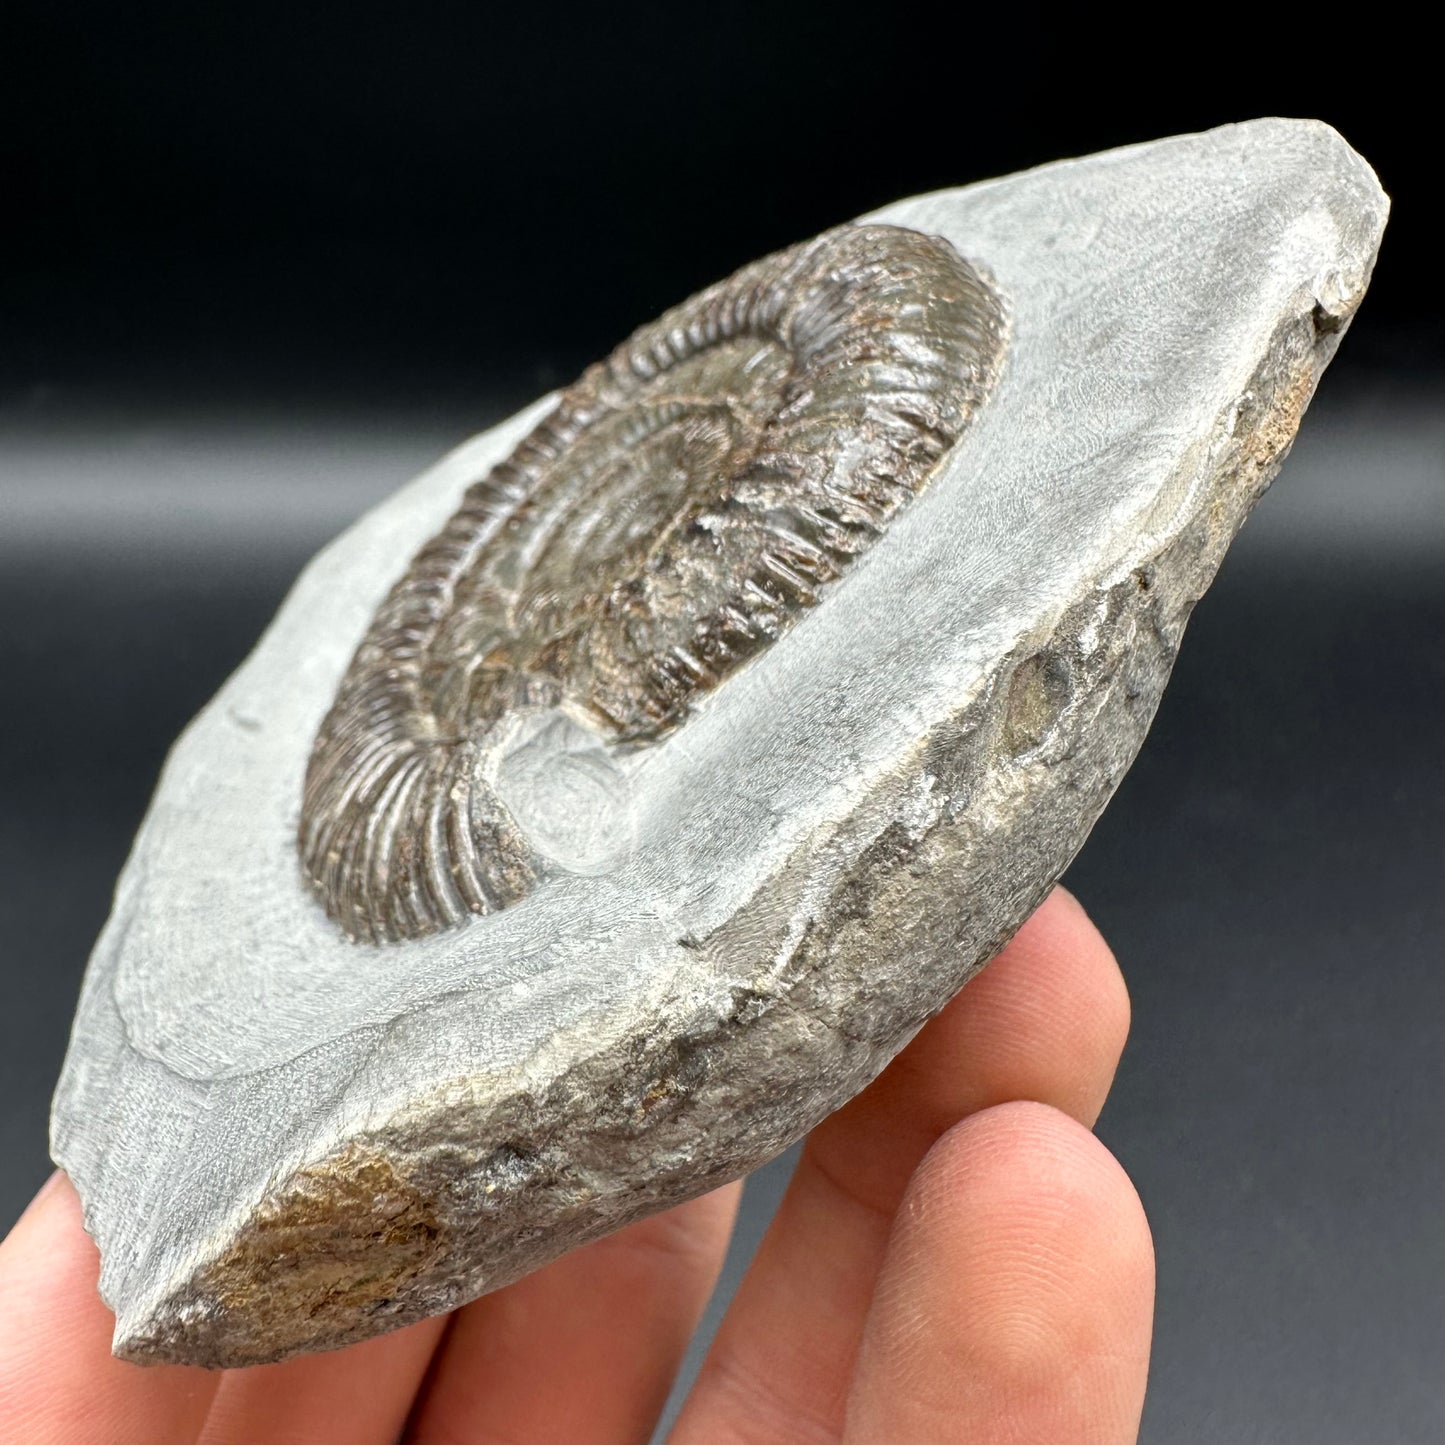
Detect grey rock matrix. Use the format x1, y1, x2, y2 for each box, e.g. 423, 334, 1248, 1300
51, 118, 1386, 1367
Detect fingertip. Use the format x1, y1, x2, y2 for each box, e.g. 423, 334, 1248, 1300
0, 1171, 220, 1445
1014, 885, 1128, 1032
1, 1171, 107, 1339
807, 885, 1132, 1229
6, 1169, 73, 1240
959, 886, 1132, 1126
846, 1102, 1154, 1444
901, 1101, 1154, 1315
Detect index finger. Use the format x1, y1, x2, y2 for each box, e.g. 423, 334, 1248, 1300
668, 885, 1132, 1443
0, 1173, 219, 1445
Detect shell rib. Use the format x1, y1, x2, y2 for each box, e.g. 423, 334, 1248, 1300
299, 223, 1007, 942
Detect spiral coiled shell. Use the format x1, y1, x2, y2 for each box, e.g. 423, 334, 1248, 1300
300, 223, 1006, 942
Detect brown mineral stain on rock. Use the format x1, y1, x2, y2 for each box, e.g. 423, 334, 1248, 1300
1002, 649, 1073, 758
1198, 324, 1321, 566
162, 1145, 443, 1367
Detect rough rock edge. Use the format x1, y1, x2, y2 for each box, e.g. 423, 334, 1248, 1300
116, 274, 1356, 1367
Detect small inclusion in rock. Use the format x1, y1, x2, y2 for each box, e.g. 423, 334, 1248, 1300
491, 710, 636, 878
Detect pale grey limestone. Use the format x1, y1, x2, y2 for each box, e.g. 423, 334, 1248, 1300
50, 118, 1387, 1366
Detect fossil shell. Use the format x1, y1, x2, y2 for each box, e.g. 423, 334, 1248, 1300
300, 223, 1007, 942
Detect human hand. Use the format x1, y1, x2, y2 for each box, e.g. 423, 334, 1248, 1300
0, 887, 1153, 1443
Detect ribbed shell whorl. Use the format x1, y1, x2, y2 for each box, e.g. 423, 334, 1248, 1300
300, 223, 1007, 942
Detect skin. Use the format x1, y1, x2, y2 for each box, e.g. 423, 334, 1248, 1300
0, 887, 1154, 1443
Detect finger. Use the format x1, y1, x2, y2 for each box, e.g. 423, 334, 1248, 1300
843, 1102, 1154, 1443
810, 884, 1130, 1216
405, 1181, 741, 1445
0, 1172, 220, 1445
669, 886, 1129, 1443
195, 1315, 447, 1445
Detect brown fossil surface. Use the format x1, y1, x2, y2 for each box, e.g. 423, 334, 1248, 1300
301, 225, 1005, 943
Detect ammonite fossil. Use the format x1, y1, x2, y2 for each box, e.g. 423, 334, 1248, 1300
300, 223, 1007, 942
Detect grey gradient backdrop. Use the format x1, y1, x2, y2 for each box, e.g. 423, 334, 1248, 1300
2, 11, 1441, 1442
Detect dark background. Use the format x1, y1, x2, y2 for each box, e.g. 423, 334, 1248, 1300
2, 9, 1440, 1442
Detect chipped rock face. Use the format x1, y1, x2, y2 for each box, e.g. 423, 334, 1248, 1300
51, 119, 1386, 1367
